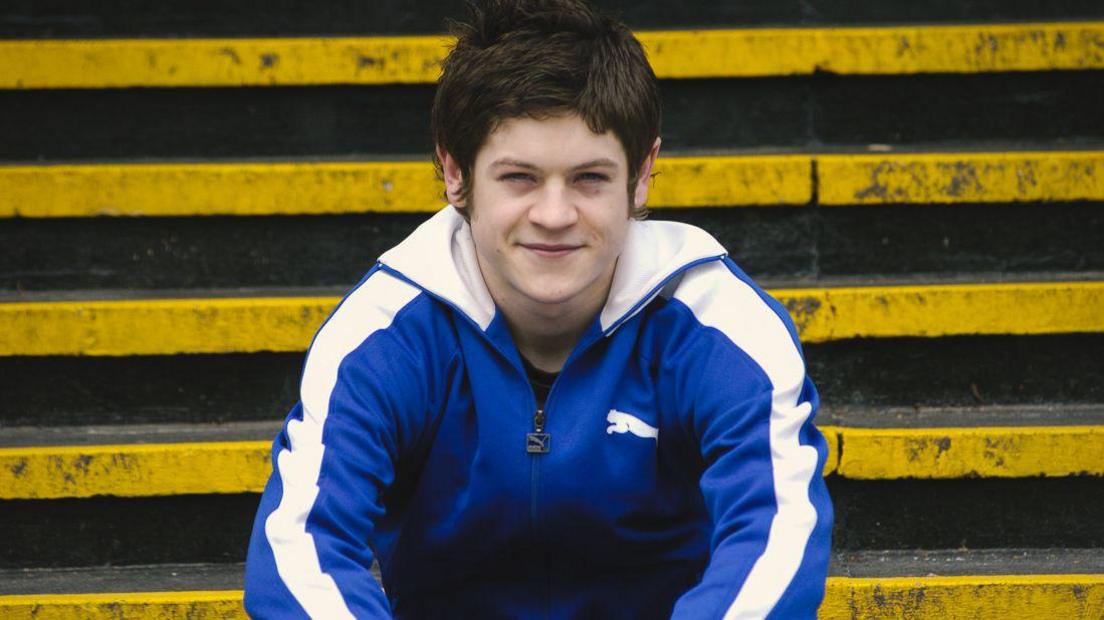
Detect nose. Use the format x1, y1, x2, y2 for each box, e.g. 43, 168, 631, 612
527, 181, 578, 230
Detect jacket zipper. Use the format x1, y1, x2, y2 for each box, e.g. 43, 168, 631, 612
526, 388, 548, 618
525, 367, 562, 620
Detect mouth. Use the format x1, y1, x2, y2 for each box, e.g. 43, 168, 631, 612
520, 243, 583, 259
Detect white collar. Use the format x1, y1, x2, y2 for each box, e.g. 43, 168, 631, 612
378, 206, 726, 333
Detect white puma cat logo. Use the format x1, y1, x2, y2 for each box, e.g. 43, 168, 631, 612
606, 409, 658, 442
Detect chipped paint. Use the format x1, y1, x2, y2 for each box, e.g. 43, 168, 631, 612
820, 574, 1104, 619
836, 426, 1104, 479
3, 22, 1103, 88
3, 576, 1102, 618
0, 591, 246, 619
0, 155, 811, 218
0, 432, 828, 500
650, 155, 812, 207
0, 35, 452, 89
2, 281, 1101, 356
819, 151, 1104, 205
0, 295, 337, 356
0, 160, 442, 218
0, 441, 272, 499
3, 151, 1099, 219
0, 425, 1099, 499
772, 280, 1104, 343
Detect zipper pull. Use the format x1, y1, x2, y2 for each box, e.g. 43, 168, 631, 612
526, 408, 550, 454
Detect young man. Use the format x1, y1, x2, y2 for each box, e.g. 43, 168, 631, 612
244, 1, 833, 617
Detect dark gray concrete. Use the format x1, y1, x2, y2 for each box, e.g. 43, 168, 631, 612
831, 548, 1104, 577
821, 403, 1104, 429
0, 420, 284, 448
3, 550, 1101, 595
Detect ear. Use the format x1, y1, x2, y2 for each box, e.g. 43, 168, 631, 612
632, 137, 662, 211
436, 144, 467, 207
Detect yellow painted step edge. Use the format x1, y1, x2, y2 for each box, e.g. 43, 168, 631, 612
2, 281, 1101, 356
773, 280, 1104, 344
836, 425, 1104, 479
3, 576, 1103, 619
5, 150, 1102, 219
2, 424, 1102, 499
818, 150, 1104, 205
0, 431, 831, 500
0, 441, 271, 499
0, 155, 811, 218
0, 591, 245, 620
820, 574, 1104, 619
1, 22, 1102, 89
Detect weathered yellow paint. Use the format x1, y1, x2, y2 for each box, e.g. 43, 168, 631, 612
0, 296, 336, 356
650, 155, 811, 207
0, 160, 441, 218
0, 155, 810, 218
2, 22, 1102, 88
0, 35, 451, 89
836, 426, 1104, 479
774, 280, 1104, 343
3, 576, 1102, 619
3, 424, 1096, 500
0, 441, 271, 499
0, 591, 245, 620
820, 425, 839, 476
0, 432, 837, 500
821, 574, 1104, 619
5, 150, 1100, 219
3, 281, 1102, 356
819, 150, 1104, 205
644, 22, 1104, 79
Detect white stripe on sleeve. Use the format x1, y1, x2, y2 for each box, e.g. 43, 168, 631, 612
674, 261, 821, 620
264, 271, 421, 618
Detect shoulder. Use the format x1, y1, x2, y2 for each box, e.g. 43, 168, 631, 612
301, 267, 451, 407
306, 267, 424, 368
663, 258, 806, 391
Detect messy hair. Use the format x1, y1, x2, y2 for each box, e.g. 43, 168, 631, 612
431, 0, 662, 219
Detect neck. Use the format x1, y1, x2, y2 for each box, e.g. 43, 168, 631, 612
502, 299, 597, 373
490, 273, 614, 374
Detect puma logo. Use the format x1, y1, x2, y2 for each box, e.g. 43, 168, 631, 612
606, 409, 658, 442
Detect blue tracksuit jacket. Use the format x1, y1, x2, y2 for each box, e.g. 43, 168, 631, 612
244, 206, 833, 619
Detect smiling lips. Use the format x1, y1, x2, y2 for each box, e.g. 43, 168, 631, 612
520, 243, 583, 258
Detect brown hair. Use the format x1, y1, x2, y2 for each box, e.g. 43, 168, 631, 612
431, 0, 661, 219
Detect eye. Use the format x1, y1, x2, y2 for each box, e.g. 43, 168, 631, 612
499, 172, 534, 183
576, 172, 610, 183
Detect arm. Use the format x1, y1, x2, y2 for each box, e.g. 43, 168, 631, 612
671, 373, 832, 619
243, 397, 396, 618
244, 273, 428, 618
669, 260, 833, 619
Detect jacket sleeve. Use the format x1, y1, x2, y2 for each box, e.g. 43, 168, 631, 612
244, 281, 430, 618
669, 265, 833, 619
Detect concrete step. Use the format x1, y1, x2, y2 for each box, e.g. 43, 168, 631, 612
3, 279, 1102, 355
2, 333, 1101, 428
4, 409, 1102, 499
3, 0, 1102, 38
4, 149, 1104, 218
1, 550, 1101, 617
3, 74, 1101, 162
5, 22, 1104, 90
4, 469, 1102, 566
2, 210, 1103, 292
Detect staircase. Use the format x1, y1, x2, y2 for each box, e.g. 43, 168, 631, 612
2, 1, 1103, 617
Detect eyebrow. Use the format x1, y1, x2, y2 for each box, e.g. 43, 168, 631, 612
489, 157, 619, 171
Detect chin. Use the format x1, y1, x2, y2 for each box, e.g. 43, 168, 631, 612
518, 280, 584, 306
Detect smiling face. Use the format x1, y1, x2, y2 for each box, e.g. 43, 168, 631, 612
439, 114, 659, 320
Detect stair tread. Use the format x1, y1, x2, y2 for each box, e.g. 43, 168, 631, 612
0, 421, 283, 449
3, 549, 1102, 596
